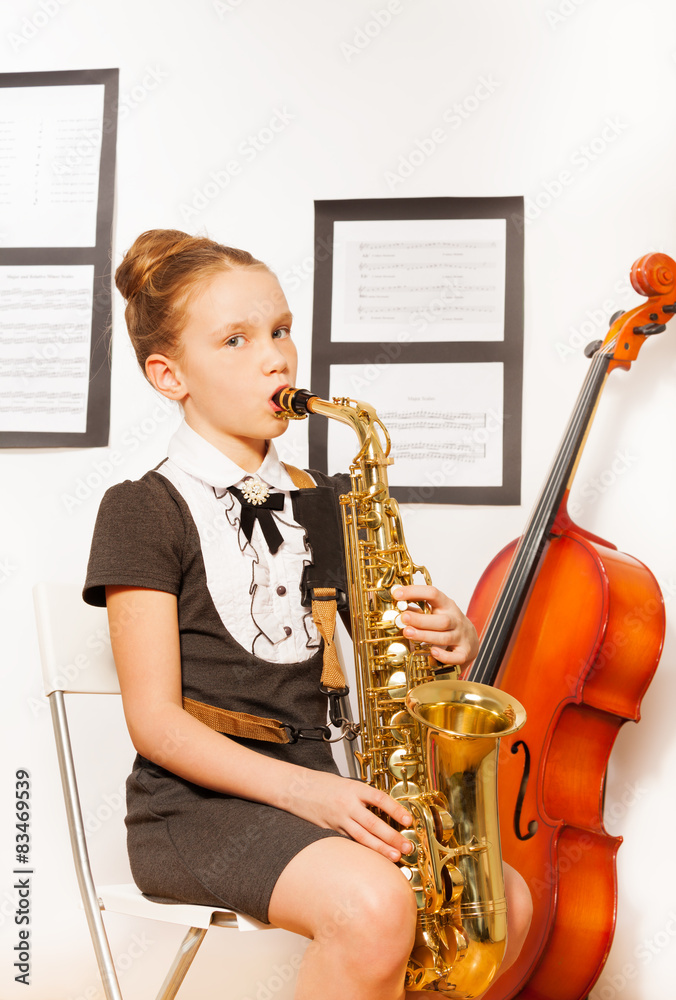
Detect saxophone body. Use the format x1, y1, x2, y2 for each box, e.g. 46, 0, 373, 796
274, 388, 526, 998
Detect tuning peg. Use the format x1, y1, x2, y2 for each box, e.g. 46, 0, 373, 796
584, 340, 603, 358
633, 322, 667, 336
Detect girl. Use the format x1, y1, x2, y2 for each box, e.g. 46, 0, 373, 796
84, 229, 530, 1000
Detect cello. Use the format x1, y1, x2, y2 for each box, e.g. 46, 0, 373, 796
465, 252, 676, 1000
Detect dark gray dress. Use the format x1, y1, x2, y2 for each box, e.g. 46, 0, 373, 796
83, 466, 351, 923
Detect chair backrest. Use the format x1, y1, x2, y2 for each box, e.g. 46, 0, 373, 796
33, 582, 120, 696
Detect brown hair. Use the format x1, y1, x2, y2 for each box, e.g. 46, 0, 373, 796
115, 229, 266, 373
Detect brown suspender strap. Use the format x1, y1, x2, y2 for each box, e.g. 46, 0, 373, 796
182, 463, 347, 743
182, 697, 291, 743
283, 463, 315, 489
311, 587, 346, 690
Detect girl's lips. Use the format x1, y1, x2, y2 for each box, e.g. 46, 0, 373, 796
270, 386, 288, 412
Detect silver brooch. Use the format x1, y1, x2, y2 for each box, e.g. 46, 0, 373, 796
240, 477, 270, 505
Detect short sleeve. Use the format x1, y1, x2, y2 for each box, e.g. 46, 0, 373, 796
83, 472, 185, 607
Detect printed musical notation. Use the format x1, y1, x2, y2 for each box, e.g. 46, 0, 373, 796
331, 218, 506, 343
0, 84, 105, 248
327, 361, 503, 489
378, 410, 486, 431
357, 240, 495, 251
0, 266, 93, 433
393, 444, 485, 462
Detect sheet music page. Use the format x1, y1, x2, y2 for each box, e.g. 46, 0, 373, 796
0, 265, 93, 433
331, 218, 506, 343
327, 362, 503, 488
0, 84, 105, 248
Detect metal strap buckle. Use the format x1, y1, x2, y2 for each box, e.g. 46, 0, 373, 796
319, 685, 361, 743
282, 724, 332, 744
320, 685, 350, 727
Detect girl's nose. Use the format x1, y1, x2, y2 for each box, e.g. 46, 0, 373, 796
262, 340, 289, 374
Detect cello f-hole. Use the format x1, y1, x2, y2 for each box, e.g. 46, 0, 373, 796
511, 739, 538, 841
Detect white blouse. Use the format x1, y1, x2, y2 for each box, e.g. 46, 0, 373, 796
158, 421, 320, 663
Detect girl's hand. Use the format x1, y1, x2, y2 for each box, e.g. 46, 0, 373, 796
391, 585, 479, 667
277, 768, 415, 863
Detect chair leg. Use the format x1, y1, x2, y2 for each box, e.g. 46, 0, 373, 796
49, 692, 124, 1000
154, 927, 208, 1000
49, 688, 221, 1000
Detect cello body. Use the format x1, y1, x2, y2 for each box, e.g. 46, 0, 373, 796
462, 252, 676, 1000
470, 520, 664, 1000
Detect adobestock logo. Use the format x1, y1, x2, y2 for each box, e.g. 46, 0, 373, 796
384, 75, 502, 191
546, 0, 594, 29
7, 0, 72, 52
340, 1, 404, 63
511, 116, 629, 233
179, 107, 295, 223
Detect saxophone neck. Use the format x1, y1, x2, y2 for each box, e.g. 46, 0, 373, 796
273, 387, 392, 468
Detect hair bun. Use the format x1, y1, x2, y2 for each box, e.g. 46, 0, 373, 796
115, 229, 196, 301
115, 228, 265, 375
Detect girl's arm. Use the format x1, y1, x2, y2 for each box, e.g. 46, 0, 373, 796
106, 584, 414, 863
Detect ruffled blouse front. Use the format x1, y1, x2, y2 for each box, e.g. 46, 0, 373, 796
158, 420, 320, 662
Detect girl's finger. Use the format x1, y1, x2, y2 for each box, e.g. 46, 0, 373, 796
403, 625, 456, 645
363, 787, 413, 828
430, 644, 472, 664
401, 609, 454, 633
344, 811, 414, 860
342, 819, 406, 861
392, 584, 442, 605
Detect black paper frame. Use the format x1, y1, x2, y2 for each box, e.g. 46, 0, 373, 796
309, 197, 524, 505
0, 67, 118, 449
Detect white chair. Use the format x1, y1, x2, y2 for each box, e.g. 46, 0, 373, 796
33, 582, 267, 1000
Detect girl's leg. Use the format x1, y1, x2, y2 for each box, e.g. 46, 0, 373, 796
269, 843, 531, 1000
268, 836, 417, 1000
501, 862, 533, 971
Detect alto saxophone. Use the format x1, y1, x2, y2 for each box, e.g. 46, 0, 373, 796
273, 388, 526, 998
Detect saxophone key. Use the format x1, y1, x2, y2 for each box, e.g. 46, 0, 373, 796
378, 608, 403, 634
360, 509, 382, 530
384, 668, 408, 699
388, 708, 417, 743
399, 827, 420, 863
387, 745, 422, 780
407, 867, 427, 911
391, 779, 421, 801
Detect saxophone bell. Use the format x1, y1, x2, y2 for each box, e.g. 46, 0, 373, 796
404, 681, 526, 995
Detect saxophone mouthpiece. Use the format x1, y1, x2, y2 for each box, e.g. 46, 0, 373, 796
272, 386, 317, 420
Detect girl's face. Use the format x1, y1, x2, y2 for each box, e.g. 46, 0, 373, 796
154, 267, 298, 470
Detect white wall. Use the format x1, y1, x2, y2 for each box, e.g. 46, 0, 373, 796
2, 0, 676, 997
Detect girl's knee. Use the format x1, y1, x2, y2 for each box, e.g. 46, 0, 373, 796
360, 865, 417, 935
336, 865, 415, 940
270, 836, 417, 980
315, 864, 416, 977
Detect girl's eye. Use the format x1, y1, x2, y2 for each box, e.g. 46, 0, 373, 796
272, 326, 291, 340
225, 334, 246, 348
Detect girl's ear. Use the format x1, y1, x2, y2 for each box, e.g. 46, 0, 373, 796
145, 354, 188, 401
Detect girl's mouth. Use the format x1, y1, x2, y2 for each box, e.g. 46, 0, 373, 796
270, 386, 288, 414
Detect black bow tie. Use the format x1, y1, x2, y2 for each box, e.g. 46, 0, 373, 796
229, 486, 285, 554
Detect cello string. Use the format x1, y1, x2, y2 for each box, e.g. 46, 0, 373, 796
472, 346, 614, 684
470, 347, 612, 685
471, 352, 608, 683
